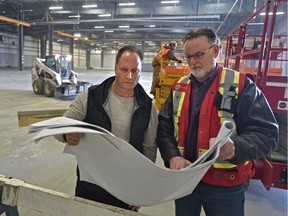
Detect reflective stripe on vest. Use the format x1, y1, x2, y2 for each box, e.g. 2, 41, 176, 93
214, 68, 249, 168
172, 75, 190, 155
218, 68, 239, 124
214, 68, 239, 168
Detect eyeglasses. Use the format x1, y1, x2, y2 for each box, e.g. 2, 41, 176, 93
119, 67, 140, 75
182, 44, 214, 61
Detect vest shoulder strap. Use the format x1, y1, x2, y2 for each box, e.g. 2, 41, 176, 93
214, 68, 246, 120
172, 75, 191, 119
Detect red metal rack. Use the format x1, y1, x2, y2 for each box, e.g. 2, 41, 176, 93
224, 0, 287, 190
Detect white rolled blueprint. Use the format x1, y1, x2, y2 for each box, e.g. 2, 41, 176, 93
30, 117, 235, 206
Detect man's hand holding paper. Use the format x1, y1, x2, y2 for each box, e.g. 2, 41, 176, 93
209, 137, 235, 161
65, 133, 83, 146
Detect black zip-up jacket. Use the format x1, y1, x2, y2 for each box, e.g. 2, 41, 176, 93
84, 76, 152, 153
76, 76, 152, 204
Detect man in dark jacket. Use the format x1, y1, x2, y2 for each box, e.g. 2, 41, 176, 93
56, 45, 158, 212
156, 28, 278, 216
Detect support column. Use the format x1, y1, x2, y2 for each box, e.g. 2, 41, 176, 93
40, 34, 47, 58
18, 5, 24, 71
69, 38, 74, 69
101, 50, 104, 68
48, 25, 53, 55
86, 45, 91, 69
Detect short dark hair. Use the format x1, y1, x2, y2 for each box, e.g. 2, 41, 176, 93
183, 28, 219, 45
115, 45, 143, 64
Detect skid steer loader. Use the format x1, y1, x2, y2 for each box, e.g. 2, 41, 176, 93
31, 54, 91, 98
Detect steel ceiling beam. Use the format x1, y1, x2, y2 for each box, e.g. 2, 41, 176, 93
31, 15, 221, 26
0, 15, 31, 27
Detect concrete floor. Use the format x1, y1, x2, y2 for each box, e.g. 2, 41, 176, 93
0, 68, 287, 216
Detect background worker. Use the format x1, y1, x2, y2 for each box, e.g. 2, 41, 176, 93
150, 42, 182, 96
156, 28, 278, 216
55, 45, 158, 212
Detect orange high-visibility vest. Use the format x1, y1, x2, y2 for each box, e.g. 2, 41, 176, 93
154, 49, 171, 64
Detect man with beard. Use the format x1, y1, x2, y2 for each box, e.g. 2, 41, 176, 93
156, 28, 278, 216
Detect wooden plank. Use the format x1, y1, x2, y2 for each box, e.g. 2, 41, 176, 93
17, 109, 67, 127
0, 175, 148, 216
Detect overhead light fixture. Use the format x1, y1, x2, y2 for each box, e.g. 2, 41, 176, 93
69, 15, 81, 18
98, 14, 111, 17
74, 33, 81, 37
187, 15, 220, 19
260, 12, 284, 16
248, 23, 264, 25
149, 25, 156, 28
105, 30, 114, 33
20, 9, 33, 12
140, 15, 219, 19
119, 3, 135, 6
94, 26, 105, 28
161, 1, 179, 4
50, 10, 71, 14
49, 6, 63, 10
82, 4, 97, 8
119, 25, 130, 28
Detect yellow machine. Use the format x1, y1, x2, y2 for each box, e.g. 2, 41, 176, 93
155, 41, 190, 110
